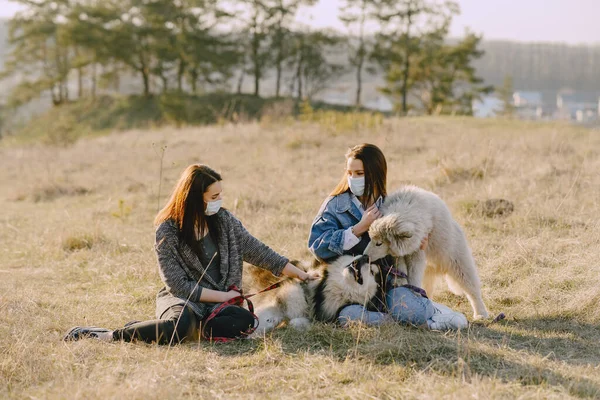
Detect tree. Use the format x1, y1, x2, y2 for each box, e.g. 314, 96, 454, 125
237, 0, 275, 97
497, 75, 515, 117
372, 0, 459, 113
2, 0, 75, 107
288, 30, 345, 100
381, 23, 491, 115
140, 0, 239, 94
339, 0, 375, 108
65, 2, 117, 98
69, 1, 156, 97
268, 0, 316, 98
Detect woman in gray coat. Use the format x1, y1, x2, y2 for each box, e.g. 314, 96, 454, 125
64, 164, 315, 344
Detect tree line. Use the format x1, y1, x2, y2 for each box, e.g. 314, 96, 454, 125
1, 0, 492, 115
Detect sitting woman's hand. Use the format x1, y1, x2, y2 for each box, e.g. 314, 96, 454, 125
221, 289, 242, 302
282, 262, 321, 282
354, 204, 382, 236
301, 270, 321, 281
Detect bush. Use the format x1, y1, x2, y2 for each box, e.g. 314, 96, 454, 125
12, 93, 388, 143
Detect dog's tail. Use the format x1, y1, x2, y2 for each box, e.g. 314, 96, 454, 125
243, 259, 310, 293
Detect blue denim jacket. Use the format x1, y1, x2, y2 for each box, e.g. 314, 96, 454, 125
308, 191, 370, 261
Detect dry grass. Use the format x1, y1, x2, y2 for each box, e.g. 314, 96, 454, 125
0, 117, 599, 399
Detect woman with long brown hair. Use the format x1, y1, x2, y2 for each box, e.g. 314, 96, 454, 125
64, 164, 316, 344
308, 144, 468, 330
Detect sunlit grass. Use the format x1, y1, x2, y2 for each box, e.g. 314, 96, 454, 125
0, 116, 599, 399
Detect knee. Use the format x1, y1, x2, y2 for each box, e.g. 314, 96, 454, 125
228, 306, 256, 333
386, 287, 433, 326
171, 306, 198, 339
337, 304, 367, 327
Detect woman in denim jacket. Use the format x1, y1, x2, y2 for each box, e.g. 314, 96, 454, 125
308, 143, 468, 330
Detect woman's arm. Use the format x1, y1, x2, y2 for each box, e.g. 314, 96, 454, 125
235, 219, 289, 276
199, 287, 241, 303
281, 263, 320, 281
308, 207, 347, 260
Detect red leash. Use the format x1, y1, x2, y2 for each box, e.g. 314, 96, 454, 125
201, 279, 287, 343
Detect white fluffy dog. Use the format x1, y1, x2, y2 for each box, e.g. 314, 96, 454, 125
364, 185, 489, 319
244, 255, 383, 336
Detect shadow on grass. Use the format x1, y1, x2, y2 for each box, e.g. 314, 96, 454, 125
195, 318, 600, 399
471, 316, 600, 366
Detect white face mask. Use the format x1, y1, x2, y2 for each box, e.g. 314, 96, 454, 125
205, 199, 222, 216
347, 176, 365, 197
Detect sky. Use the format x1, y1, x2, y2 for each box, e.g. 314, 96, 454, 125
1, 0, 598, 45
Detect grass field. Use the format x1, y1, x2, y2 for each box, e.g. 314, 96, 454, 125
1, 117, 599, 399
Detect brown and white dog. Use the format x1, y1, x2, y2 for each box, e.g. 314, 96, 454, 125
243, 255, 384, 336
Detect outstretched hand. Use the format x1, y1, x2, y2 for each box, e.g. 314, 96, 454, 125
302, 270, 321, 281
282, 262, 321, 282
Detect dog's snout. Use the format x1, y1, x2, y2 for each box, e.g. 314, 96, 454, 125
347, 257, 366, 285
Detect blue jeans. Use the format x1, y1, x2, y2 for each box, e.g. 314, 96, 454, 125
338, 287, 435, 327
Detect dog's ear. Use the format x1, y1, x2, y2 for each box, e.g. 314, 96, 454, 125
391, 219, 414, 247
392, 230, 413, 242
378, 214, 403, 256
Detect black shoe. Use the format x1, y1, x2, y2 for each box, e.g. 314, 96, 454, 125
63, 326, 111, 341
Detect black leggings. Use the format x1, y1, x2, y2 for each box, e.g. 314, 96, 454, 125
201, 305, 255, 340
112, 305, 255, 345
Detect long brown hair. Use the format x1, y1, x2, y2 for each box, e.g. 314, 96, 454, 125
154, 164, 222, 244
330, 143, 387, 206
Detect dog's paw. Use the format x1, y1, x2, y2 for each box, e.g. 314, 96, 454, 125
288, 317, 310, 331
473, 311, 489, 320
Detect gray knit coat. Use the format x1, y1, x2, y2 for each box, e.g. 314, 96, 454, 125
154, 209, 288, 320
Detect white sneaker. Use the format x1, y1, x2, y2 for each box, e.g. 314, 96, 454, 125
427, 301, 468, 330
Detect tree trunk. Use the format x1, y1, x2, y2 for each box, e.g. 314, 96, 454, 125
276, 60, 282, 98
289, 72, 295, 96
237, 69, 244, 94
275, 22, 284, 98
401, 14, 413, 114
296, 56, 303, 100
190, 68, 198, 94
161, 74, 168, 93
355, 1, 366, 109
177, 59, 185, 92
254, 67, 260, 97
74, 47, 83, 99
142, 70, 150, 96
140, 52, 151, 96
51, 84, 60, 106
78, 67, 83, 99
91, 62, 97, 99
251, 28, 261, 97
295, 38, 304, 100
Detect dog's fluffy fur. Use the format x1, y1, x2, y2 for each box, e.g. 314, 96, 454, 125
244, 255, 383, 336
364, 185, 489, 319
